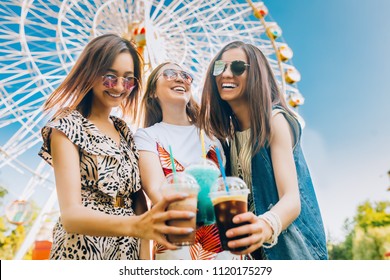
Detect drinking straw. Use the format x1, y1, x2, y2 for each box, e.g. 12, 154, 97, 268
200, 129, 206, 159
168, 145, 177, 183
215, 147, 229, 193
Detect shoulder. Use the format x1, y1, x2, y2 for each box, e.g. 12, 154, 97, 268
135, 122, 166, 137
270, 113, 291, 134
56, 107, 83, 121
43, 108, 85, 136
134, 125, 157, 139
46, 108, 86, 130
134, 127, 148, 140
270, 111, 297, 149
133, 125, 159, 147
133, 125, 162, 153
271, 106, 301, 147
39, 108, 86, 165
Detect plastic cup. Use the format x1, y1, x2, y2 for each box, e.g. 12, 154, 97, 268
209, 177, 250, 252
161, 172, 199, 246
185, 159, 220, 226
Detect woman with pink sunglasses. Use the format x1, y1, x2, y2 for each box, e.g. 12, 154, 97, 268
38, 34, 194, 260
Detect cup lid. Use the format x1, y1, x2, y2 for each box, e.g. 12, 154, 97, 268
186, 158, 220, 173
162, 172, 200, 190
210, 176, 249, 194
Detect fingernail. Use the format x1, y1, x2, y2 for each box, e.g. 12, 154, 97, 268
226, 231, 232, 237
188, 212, 195, 218
186, 228, 194, 233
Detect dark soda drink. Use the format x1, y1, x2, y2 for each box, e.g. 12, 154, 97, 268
213, 196, 249, 251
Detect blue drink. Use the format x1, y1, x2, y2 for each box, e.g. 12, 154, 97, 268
185, 159, 220, 225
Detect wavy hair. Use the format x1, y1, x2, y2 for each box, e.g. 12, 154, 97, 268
140, 62, 200, 128
43, 33, 143, 121
199, 41, 294, 155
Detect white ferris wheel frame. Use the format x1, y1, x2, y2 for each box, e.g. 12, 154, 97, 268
0, 0, 301, 259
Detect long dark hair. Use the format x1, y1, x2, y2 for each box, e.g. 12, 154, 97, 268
199, 41, 293, 155
43, 33, 142, 121
140, 62, 200, 128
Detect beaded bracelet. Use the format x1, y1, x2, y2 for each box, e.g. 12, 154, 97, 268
258, 211, 282, 248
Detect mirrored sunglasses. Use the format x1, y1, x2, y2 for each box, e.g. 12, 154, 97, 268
213, 60, 250, 76
102, 74, 138, 91
161, 69, 193, 85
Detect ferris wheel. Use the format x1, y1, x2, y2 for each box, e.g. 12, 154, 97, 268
0, 0, 303, 259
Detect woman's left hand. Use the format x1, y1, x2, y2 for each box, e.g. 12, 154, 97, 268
225, 211, 273, 255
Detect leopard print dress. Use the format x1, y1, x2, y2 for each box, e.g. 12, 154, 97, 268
39, 109, 141, 260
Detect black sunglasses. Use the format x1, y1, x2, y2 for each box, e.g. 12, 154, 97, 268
161, 69, 193, 85
213, 60, 250, 76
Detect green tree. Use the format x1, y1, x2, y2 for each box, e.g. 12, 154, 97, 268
328, 200, 390, 260
356, 201, 390, 229
352, 226, 390, 260
327, 219, 353, 260
353, 200, 390, 259
0, 185, 7, 198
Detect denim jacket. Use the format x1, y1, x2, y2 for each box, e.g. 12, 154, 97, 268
225, 106, 328, 260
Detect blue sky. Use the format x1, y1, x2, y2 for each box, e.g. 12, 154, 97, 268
1, 0, 390, 242
264, 0, 390, 240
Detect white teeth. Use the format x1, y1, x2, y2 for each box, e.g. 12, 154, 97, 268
172, 86, 186, 92
106, 91, 123, 98
222, 83, 238, 89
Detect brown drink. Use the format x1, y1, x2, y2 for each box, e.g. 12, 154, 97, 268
209, 177, 250, 252
166, 195, 197, 245
162, 173, 199, 246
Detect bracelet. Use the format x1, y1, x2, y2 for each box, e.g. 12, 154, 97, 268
258, 211, 282, 248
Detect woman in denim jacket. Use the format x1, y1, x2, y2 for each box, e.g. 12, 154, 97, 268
199, 41, 328, 260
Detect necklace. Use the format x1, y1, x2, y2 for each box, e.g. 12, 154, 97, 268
234, 134, 244, 180
231, 130, 251, 181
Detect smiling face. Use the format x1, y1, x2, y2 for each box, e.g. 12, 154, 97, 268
154, 63, 192, 109
215, 48, 249, 107
91, 51, 135, 111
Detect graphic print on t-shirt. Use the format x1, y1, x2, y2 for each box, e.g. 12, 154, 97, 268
157, 142, 220, 176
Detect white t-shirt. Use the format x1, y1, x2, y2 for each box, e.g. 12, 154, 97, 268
134, 122, 224, 170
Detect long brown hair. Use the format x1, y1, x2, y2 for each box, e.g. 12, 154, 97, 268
140, 62, 200, 128
199, 41, 293, 155
43, 33, 142, 121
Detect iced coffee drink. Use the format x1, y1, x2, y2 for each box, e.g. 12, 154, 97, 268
209, 177, 250, 251
162, 173, 199, 246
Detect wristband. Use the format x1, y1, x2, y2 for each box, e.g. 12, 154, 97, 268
258, 210, 282, 248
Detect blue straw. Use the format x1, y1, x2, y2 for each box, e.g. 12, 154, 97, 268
168, 145, 177, 184
215, 147, 229, 193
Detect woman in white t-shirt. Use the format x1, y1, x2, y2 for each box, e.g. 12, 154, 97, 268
134, 62, 239, 260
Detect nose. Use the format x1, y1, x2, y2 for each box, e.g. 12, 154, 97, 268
113, 77, 125, 92
174, 72, 185, 83
221, 64, 233, 78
